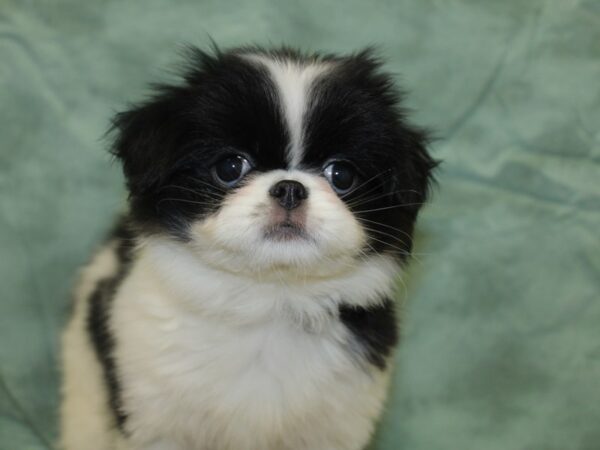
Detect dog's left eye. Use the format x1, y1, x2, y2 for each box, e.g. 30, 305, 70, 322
213, 155, 253, 187
323, 162, 356, 194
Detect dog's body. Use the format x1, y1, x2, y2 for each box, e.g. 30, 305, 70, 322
60, 46, 435, 450
62, 223, 395, 450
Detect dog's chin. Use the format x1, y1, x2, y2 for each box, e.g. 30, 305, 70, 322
263, 221, 311, 242
187, 227, 361, 281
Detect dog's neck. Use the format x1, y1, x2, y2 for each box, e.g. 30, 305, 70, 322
132, 235, 401, 328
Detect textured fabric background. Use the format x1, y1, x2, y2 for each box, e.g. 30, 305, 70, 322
1, 1, 599, 449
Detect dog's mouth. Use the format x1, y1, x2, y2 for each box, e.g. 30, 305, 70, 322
263, 220, 309, 242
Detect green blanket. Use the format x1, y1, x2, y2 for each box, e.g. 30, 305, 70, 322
1, 0, 599, 449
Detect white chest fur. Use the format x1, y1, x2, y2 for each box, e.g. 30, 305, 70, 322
109, 239, 396, 450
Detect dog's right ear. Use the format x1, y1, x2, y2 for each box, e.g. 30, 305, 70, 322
109, 87, 193, 197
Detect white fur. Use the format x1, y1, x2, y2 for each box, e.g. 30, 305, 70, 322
114, 240, 396, 450
60, 235, 397, 450
245, 55, 330, 167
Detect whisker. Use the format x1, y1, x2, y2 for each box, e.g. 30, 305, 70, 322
396, 270, 409, 300
362, 234, 427, 265
365, 238, 410, 299
346, 189, 425, 208
356, 217, 415, 243
159, 185, 225, 203
362, 234, 411, 256
157, 198, 219, 207
340, 169, 393, 200
342, 178, 387, 204
354, 202, 426, 214
345, 186, 386, 207
359, 226, 430, 263
161, 180, 227, 196
360, 225, 410, 248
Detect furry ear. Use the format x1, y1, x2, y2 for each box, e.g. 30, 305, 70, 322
388, 125, 438, 218
110, 87, 193, 197
405, 127, 438, 207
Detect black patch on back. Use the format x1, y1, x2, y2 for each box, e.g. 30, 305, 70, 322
339, 299, 398, 370
87, 218, 135, 430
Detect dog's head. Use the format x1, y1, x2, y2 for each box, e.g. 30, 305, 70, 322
111, 46, 436, 278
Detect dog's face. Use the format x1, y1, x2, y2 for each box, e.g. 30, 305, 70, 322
112, 47, 435, 277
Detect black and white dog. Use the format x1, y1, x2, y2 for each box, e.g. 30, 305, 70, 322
60, 46, 436, 450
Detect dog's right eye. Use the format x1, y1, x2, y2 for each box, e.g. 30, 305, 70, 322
323, 161, 356, 195
213, 155, 252, 187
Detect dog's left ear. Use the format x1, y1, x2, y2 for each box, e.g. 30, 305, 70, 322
404, 127, 438, 210
110, 87, 192, 197
386, 124, 438, 219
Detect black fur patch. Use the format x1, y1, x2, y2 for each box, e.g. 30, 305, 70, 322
339, 299, 398, 370
87, 219, 135, 430
110, 47, 289, 239
304, 50, 437, 258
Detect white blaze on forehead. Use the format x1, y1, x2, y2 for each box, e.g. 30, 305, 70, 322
245, 54, 330, 168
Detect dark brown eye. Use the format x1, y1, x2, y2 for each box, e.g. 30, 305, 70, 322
213, 155, 252, 187
323, 162, 356, 194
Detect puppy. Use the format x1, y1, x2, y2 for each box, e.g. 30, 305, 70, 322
60, 46, 436, 450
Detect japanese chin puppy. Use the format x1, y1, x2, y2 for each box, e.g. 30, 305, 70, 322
60, 45, 436, 450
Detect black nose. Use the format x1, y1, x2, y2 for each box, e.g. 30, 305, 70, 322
269, 180, 308, 210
